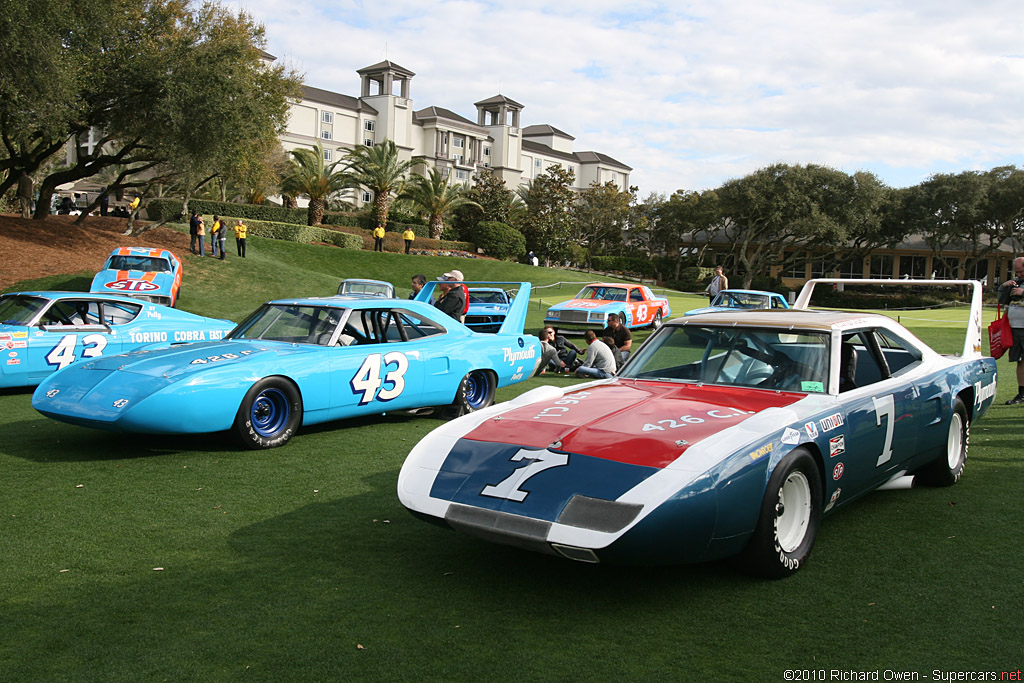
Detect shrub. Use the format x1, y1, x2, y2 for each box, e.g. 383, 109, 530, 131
590, 255, 657, 277
473, 221, 525, 261
209, 216, 363, 249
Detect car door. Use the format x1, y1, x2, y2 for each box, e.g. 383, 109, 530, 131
833, 329, 920, 493
332, 307, 435, 417
627, 287, 651, 327
31, 299, 126, 382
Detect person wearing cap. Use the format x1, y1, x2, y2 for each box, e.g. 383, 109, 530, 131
434, 270, 467, 321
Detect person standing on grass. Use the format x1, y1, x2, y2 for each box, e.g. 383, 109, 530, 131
196, 215, 206, 257
998, 256, 1024, 405
373, 223, 385, 252
211, 215, 222, 258
409, 274, 427, 300
189, 211, 200, 254
705, 265, 728, 300
233, 220, 247, 258
402, 227, 415, 254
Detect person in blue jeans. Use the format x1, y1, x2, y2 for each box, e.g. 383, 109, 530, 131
574, 329, 616, 379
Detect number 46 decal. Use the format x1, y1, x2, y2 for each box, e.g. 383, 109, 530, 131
351, 352, 409, 405
46, 334, 107, 369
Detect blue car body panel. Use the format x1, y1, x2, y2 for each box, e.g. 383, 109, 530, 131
0, 291, 234, 388
33, 287, 541, 438
685, 289, 790, 316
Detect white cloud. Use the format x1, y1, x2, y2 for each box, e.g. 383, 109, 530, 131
231, 0, 1024, 194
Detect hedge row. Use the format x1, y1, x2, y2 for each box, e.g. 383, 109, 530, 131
215, 216, 363, 249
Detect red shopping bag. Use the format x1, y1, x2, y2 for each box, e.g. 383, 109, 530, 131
989, 305, 1014, 359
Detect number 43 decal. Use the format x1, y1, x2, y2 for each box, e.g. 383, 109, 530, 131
351, 352, 409, 405
45, 334, 107, 369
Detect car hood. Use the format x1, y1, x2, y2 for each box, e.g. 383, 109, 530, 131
548, 299, 621, 312
468, 303, 509, 313
75, 339, 307, 378
684, 305, 731, 315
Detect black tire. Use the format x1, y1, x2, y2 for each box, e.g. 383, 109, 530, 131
652, 310, 663, 329
442, 370, 495, 419
232, 377, 302, 449
917, 397, 968, 487
742, 448, 822, 578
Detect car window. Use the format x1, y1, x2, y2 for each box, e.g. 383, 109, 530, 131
43, 301, 103, 327
630, 289, 644, 302
469, 291, 506, 304
872, 329, 922, 376
839, 331, 889, 390
101, 301, 143, 325
106, 255, 172, 273
230, 304, 344, 345
623, 324, 829, 393
0, 295, 49, 325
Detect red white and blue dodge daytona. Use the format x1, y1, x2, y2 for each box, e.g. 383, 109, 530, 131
398, 279, 998, 577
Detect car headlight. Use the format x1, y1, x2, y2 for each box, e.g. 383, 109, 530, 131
589, 312, 607, 322
548, 310, 559, 319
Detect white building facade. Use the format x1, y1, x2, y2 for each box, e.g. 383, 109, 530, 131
277, 60, 632, 204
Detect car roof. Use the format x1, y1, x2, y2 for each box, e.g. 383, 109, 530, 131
718, 289, 779, 297
106, 247, 173, 259
5, 290, 157, 305
671, 308, 894, 332
267, 296, 425, 309
340, 278, 392, 286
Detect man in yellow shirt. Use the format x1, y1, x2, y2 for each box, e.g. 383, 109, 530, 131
233, 220, 248, 258
402, 227, 415, 254
373, 224, 385, 252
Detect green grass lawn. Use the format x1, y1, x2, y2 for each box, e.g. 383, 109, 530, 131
1, 231, 1021, 681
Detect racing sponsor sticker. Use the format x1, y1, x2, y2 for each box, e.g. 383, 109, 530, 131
819, 413, 844, 431
832, 462, 845, 481
6, 359, 19, 365
804, 421, 819, 439
829, 435, 845, 457
781, 427, 801, 445
748, 442, 773, 461
7, 351, 17, 358
824, 487, 842, 512
502, 344, 536, 366
105, 279, 161, 293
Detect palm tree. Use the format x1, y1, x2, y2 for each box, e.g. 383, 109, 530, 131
403, 168, 481, 239
280, 142, 348, 225
342, 140, 415, 228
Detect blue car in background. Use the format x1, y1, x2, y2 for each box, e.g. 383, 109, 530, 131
89, 247, 183, 307
685, 289, 790, 315
33, 283, 540, 449
0, 291, 234, 388
336, 278, 395, 298
465, 287, 513, 333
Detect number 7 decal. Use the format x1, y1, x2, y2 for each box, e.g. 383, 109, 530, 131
871, 394, 895, 467
481, 448, 569, 502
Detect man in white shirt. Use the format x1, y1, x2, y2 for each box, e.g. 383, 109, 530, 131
574, 329, 616, 379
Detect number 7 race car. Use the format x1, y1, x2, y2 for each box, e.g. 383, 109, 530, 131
398, 279, 998, 577
32, 282, 541, 449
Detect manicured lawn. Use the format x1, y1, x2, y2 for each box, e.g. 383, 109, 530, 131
1, 233, 1020, 681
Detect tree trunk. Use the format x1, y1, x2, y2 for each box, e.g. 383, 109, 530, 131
308, 198, 325, 225
429, 216, 444, 240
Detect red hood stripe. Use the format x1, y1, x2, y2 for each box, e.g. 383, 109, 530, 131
464, 381, 805, 469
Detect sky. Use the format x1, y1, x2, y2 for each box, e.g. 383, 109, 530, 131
229, 0, 1024, 197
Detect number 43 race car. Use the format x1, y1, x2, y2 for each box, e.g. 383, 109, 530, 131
398, 279, 998, 577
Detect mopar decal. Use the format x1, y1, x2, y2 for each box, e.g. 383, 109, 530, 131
480, 448, 570, 502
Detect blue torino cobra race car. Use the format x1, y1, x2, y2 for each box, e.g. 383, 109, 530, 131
89, 247, 183, 307
398, 279, 997, 577
0, 291, 234, 388
33, 283, 541, 449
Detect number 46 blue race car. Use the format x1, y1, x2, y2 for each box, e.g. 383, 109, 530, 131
33, 282, 541, 449
399, 279, 997, 577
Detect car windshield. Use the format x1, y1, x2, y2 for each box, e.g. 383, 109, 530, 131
105, 255, 172, 273
0, 295, 49, 325
469, 291, 507, 304
339, 281, 392, 297
575, 285, 627, 301
711, 292, 770, 309
229, 304, 345, 345
622, 324, 830, 393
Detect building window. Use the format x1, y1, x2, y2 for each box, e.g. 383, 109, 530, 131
870, 254, 893, 279
484, 147, 491, 157
364, 138, 374, 147
456, 169, 469, 180
453, 154, 463, 164
972, 259, 989, 284
535, 158, 542, 169
839, 258, 863, 278
362, 191, 371, 203
322, 111, 333, 124
935, 256, 960, 279
809, 255, 829, 278
321, 130, 332, 140
323, 149, 332, 161
899, 255, 927, 279
783, 252, 806, 279
453, 137, 464, 148
364, 120, 374, 131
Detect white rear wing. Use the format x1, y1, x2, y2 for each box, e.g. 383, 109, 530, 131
793, 278, 984, 359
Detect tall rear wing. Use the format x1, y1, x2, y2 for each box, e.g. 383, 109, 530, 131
414, 281, 534, 336
793, 278, 984, 359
